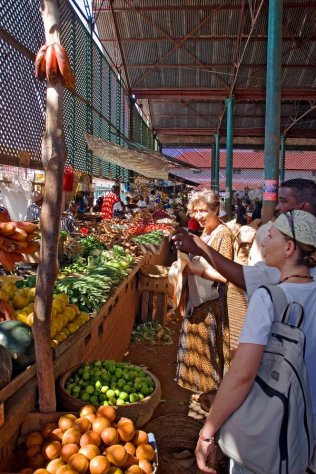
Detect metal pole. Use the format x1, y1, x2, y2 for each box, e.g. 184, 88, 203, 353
211, 143, 215, 189
280, 134, 286, 182
214, 133, 221, 193
225, 98, 235, 219
262, 0, 283, 222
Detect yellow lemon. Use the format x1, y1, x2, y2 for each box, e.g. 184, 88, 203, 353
26, 287, 36, 298
17, 313, 29, 324
67, 303, 80, 316
67, 322, 80, 334
55, 293, 69, 306
2, 282, 17, 298
52, 299, 64, 314
24, 303, 35, 314
60, 313, 68, 328
12, 294, 30, 309
52, 317, 63, 333
50, 325, 57, 338
62, 327, 70, 337
79, 311, 90, 323
55, 332, 67, 343
27, 313, 34, 325
63, 306, 76, 322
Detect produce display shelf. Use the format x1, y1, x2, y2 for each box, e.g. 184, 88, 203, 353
0, 244, 170, 468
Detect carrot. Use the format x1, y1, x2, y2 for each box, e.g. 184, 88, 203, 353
0, 237, 20, 253
0, 250, 15, 272
8, 228, 28, 241
20, 242, 39, 254
14, 221, 38, 233
0, 222, 16, 236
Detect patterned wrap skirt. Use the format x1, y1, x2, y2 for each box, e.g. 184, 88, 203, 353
176, 282, 230, 393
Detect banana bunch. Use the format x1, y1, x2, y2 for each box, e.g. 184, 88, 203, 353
35, 42, 75, 91
0, 220, 39, 272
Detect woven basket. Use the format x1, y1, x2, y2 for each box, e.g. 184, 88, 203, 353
58, 364, 161, 428
143, 415, 203, 473
143, 415, 229, 474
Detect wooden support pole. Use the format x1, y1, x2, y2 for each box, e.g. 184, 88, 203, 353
32, 0, 67, 412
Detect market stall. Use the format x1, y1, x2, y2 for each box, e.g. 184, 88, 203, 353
0, 207, 177, 468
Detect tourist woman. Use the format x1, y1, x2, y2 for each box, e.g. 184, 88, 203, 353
176, 190, 233, 394
196, 210, 316, 473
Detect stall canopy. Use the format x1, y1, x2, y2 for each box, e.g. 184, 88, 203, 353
86, 133, 184, 180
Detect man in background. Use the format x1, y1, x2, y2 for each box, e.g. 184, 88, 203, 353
26, 191, 44, 221
101, 184, 120, 219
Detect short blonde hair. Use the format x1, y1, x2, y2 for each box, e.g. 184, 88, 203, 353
187, 190, 220, 217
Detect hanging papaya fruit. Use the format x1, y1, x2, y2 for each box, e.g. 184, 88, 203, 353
34, 42, 75, 92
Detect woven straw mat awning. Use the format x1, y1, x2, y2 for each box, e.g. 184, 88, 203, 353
86, 134, 177, 180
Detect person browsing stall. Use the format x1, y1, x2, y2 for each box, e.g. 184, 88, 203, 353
173, 179, 316, 298
175, 190, 233, 395
195, 210, 316, 473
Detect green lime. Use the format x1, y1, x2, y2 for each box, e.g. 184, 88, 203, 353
102, 372, 111, 382
101, 385, 109, 393
134, 382, 142, 391
115, 370, 123, 379
140, 383, 150, 396
134, 377, 143, 384
108, 397, 117, 406
110, 382, 117, 389
99, 394, 107, 403
119, 391, 128, 401
82, 371, 90, 381
94, 360, 102, 367
95, 380, 102, 390
106, 389, 115, 399
123, 371, 131, 381
89, 395, 99, 405
85, 385, 95, 395
123, 384, 132, 394
138, 393, 144, 400
72, 386, 81, 394
102, 400, 109, 406
116, 398, 125, 406
129, 393, 139, 403
117, 378, 126, 388
108, 365, 116, 374
80, 392, 90, 401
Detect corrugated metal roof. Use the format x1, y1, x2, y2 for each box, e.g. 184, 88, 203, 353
93, 0, 316, 149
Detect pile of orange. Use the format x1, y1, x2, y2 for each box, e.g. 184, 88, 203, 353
19, 405, 156, 474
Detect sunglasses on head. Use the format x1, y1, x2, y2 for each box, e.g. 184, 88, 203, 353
284, 210, 297, 247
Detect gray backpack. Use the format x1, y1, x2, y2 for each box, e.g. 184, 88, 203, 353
217, 284, 315, 474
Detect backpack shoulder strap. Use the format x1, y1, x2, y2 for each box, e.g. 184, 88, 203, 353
259, 284, 304, 327
259, 284, 288, 323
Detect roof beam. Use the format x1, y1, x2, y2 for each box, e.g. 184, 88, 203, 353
155, 128, 316, 138
93, 2, 316, 12
125, 63, 315, 69
99, 35, 316, 42
133, 88, 316, 101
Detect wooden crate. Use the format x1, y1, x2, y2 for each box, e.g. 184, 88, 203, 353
140, 291, 168, 326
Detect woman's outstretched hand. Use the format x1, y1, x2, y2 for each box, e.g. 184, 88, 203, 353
172, 228, 208, 256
